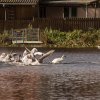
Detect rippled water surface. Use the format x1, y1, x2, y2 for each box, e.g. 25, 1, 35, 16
0, 48, 100, 100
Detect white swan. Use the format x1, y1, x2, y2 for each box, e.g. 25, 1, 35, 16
52, 55, 65, 64
25, 47, 38, 58
0, 53, 6, 61
22, 49, 55, 65
34, 52, 44, 56
31, 50, 55, 65
31, 48, 38, 54
97, 45, 100, 49
25, 46, 37, 55
31, 58, 40, 65
0, 48, 55, 66
22, 54, 33, 65
2, 54, 12, 62
23, 50, 28, 57
22, 55, 40, 65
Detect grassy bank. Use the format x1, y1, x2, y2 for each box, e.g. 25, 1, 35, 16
43, 28, 100, 48
0, 28, 100, 48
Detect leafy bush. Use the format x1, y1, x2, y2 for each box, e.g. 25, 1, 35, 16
0, 30, 12, 46
43, 28, 100, 48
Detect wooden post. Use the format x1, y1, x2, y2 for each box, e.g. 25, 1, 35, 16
3, 4, 6, 31
38, 28, 39, 41
86, 4, 88, 18
3, 4, 6, 21
22, 30, 24, 44
94, 3, 97, 18
15, 31, 17, 44
69, 7, 71, 18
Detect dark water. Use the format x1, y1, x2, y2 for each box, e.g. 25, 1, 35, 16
0, 48, 100, 100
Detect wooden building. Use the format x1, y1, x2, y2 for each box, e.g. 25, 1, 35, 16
0, 0, 99, 32
0, 0, 39, 20
40, 0, 98, 18
0, 0, 98, 20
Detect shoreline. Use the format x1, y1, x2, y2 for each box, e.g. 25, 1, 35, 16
0, 46, 99, 52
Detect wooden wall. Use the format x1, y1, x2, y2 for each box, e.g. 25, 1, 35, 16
16, 5, 35, 20
0, 5, 38, 20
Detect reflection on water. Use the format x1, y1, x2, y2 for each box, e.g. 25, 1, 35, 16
0, 65, 100, 100
0, 50, 100, 100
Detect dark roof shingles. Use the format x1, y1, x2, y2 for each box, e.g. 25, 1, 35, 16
0, 0, 39, 4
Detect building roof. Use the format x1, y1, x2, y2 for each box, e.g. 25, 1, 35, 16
41, 0, 97, 4
0, 0, 39, 5
0, 0, 97, 5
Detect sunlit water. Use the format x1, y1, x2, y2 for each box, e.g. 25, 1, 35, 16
0, 48, 100, 100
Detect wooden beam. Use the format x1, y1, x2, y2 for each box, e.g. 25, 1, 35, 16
3, 4, 6, 21
86, 3, 88, 18
94, 3, 97, 18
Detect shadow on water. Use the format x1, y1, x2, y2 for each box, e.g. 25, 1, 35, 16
0, 47, 100, 99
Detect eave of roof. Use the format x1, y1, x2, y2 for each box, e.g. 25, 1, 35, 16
42, 0, 97, 4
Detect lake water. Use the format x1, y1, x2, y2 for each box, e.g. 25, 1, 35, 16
0, 48, 100, 100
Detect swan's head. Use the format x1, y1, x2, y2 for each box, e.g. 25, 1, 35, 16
31, 48, 38, 54
61, 55, 66, 58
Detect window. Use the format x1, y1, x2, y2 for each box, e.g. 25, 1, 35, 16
39, 6, 46, 18
64, 7, 69, 17
6, 5, 16, 20
71, 7, 77, 17
0, 7, 5, 20
64, 7, 77, 18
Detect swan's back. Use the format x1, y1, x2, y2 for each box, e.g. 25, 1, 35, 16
52, 55, 65, 64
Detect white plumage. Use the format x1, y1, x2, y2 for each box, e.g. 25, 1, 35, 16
0, 53, 6, 61
97, 45, 100, 49
21, 54, 33, 65
0, 47, 55, 66
23, 50, 28, 57
34, 52, 44, 56
52, 55, 65, 64
31, 58, 40, 65
2, 54, 12, 62
31, 48, 38, 54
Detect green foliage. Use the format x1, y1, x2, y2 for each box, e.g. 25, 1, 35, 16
0, 27, 100, 48
43, 28, 100, 48
0, 30, 12, 46
44, 28, 66, 46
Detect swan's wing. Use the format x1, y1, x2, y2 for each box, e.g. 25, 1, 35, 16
38, 50, 55, 63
